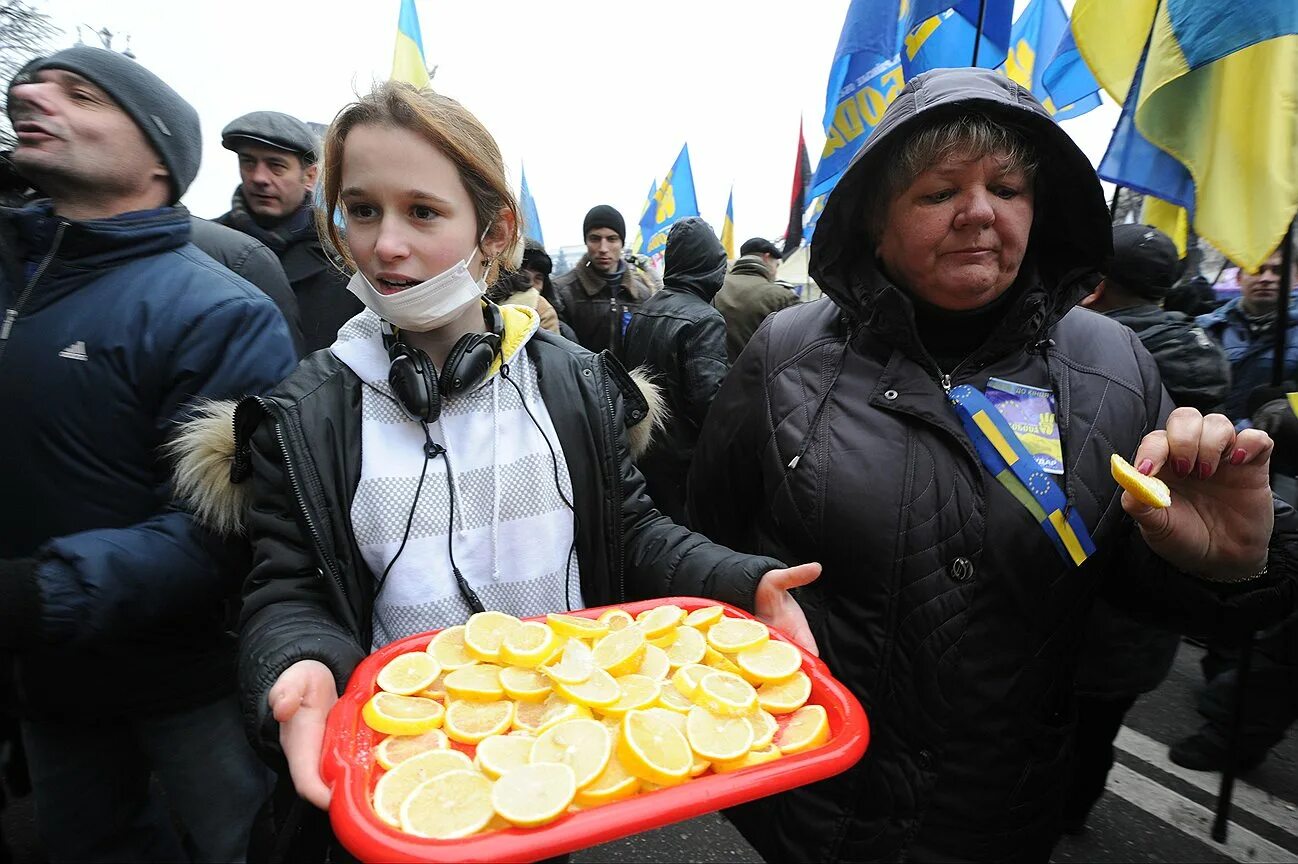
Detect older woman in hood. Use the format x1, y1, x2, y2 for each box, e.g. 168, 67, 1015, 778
688, 68, 1298, 862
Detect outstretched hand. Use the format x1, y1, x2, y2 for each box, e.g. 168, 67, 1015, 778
1122, 407, 1274, 581
755, 562, 822, 655
269, 659, 339, 810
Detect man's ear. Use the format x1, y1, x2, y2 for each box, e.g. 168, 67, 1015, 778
303, 162, 319, 191
1080, 279, 1105, 309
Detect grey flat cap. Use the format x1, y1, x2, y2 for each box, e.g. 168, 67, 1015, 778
222, 110, 318, 162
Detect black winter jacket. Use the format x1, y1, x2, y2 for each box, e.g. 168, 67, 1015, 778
688, 69, 1298, 863
1107, 304, 1229, 413
552, 254, 657, 360
622, 218, 730, 523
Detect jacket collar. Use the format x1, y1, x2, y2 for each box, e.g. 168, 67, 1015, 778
729, 255, 775, 281
221, 187, 314, 252
572, 254, 654, 301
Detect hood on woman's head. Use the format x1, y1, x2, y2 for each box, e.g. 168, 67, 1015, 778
809, 68, 1112, 324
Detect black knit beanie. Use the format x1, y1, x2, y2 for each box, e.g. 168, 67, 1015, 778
582, 204, 625, 242
11, 46, 201, 203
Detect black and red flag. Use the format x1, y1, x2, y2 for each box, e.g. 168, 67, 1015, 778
782, 119, 812, 258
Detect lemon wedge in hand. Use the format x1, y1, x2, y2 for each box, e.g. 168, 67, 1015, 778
1111, 453, 1171, 509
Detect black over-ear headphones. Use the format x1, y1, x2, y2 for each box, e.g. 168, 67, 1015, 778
385, 302, 505, 423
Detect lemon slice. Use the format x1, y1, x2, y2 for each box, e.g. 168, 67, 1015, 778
693, 671, 758, 717
636, 604, 686, 639
552, 667, 621, 709
685, 706, 754, 762
757, 670, 812, 714
707, 618, 769, 653
618, 709, 692, 787
464, 611, 522, 662
413, 670, 449, 701
597, 608, 636, 632
602, 674, 662, 717
648, 629, 680, 650
499, 666, 552, 702
475, 733, 536, 779
736, 640, 803, 684
635, 644, 671, 681
574, 741, 640, 807
398, 769, 494, 839
1111, 453, 1171, 509
665, 626, 707, 668
362, 693, 445, 736
427, 625, 478, 670
531, 718, 612, 789
376, 651, 442, 696
713, 744, 783, 774
745, 709, 780, 749
500, 620, 559, 668
491, 762, 576, 827
775, 704, 830, 755
684, 606, 725, 630
375, 728, 450, 770
640, 709, 711, 777
671, 664, 713, 699
444, 699, 514, 744
372, 748, 473, 827
513, 693, 590, 734
540, 638, 595, 685
546, 613, 609, 640
656, 684, 694, 713
592, 625, 647, 677
444, 664, 504, 702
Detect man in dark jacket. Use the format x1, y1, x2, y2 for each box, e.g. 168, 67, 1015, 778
623, 218, 730, 523
0, 46, 296, 862
216, 110, 361, 352
551, 204, 657, 359
714, 237, 799, 362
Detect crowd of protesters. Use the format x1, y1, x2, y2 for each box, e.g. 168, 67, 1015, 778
2, 43, 1298, 864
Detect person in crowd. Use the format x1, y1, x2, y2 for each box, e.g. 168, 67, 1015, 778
714, 236, 799, 362
169, 81, 819, 857
622, 217, 730, 523
0, 45, 296, 862
1197, 244, 1298, 421
520, 238, 564, 317
493, 239, 559, 334
1061, 223, 1231, 832
688, 68, 1298, 863
1164, 272, 1219, 317
217, 110, 362, 353
551, 204, 657, 359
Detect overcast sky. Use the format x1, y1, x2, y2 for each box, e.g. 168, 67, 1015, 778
37, 0, 1118, 250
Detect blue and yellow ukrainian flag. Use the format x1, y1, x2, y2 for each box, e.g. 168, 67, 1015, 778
639, 146, 700, 259
632, 179, 657, 256
902, 0, 1014, 79
721, 188, 735, 260
1082, 0, 1298, 269
1001, 0, 1101, 121
391, 0, 430, 88
520, 167, 543, 246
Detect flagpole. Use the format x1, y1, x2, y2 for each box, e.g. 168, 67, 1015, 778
971, 0, 989, 66
1269, 216, 1295, 386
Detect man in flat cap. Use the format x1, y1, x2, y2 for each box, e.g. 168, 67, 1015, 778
217, 110, 360, 352
713, 237, 799, 362
0, 45, 295, 861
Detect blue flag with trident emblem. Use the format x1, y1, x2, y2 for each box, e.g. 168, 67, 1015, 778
638, 145, 699, 259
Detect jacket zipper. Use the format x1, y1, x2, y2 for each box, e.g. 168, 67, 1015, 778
609, 296, 619, 355
596, 356, 626, 602
0, 221, 67, 362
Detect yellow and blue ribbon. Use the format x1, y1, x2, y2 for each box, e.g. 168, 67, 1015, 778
949, 384, 1095, 567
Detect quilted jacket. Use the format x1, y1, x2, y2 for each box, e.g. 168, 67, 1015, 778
687, 69, 1298, 863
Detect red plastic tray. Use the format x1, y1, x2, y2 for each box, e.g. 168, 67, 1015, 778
323, 596, 869, 863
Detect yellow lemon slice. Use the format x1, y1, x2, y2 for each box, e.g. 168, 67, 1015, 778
475, 733, 536, 779
464, 611, 522, 662
499, 666, 552, 702
684, 605, 725, 630
775, 704, 830, 755
636, 644, 671, 682
444, 699, 514, 744
639, 708, 712, 779
635, 604, 686, 639
372, 748, 473, 827
736, 640, 803, 684
500, 620, 559, 668
597, 608, 636, 632
757, 670, 812, 715
546, 613, 609, 640
648, 630, 680, 650
706, 618, 769, 653
713, 744, 783, 774
665, 626, 707, 668
693, 671, 758, 717
592, 625, 648, 677
618, 709, 693, 787
426, 625, 478, 671
492, 762, 577, 828
444, 664, 504, 702
540, 638, 595, 685
702, 646, 744, 675
513, 693, 591, 735
656, 684, 694, 713
375, 728, 450, 770
745, 709, 780, 749
376, 651, 442, 696
531, 718, 612, 789
602, 674, 662, 717
574, 744, 640, 807
362, 693, 445, 736
398, 769, 493, 839
1111, 453, 1171, 509
413, 670, 449, 701
552, 667, 621, 709
671, 664, 713, 699
686, 706, 754, 762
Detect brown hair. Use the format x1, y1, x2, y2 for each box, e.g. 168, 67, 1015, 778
316, 81, 520, 282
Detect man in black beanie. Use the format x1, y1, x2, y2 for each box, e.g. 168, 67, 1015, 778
552, 203, 657, 358
1, 45, 295, 862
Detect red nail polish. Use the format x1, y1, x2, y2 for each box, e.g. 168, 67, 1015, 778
1137, 459, 1154, 475
1175, 458, 1192, 478
1198, 460, 1211, 480
1231, 448, 1247, 465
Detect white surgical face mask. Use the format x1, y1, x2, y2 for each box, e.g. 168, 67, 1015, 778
346, 228, 490, 332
